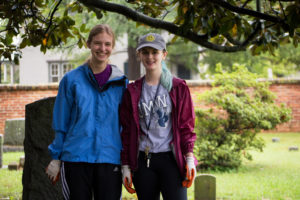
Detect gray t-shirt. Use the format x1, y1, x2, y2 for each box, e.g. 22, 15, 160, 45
138, 81, 173, 153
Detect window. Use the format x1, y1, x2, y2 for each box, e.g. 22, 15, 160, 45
48, 61, 73, 83
0, 61, 19, 84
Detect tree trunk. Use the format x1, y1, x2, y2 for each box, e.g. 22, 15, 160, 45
127, 46, 140, 81
0, 61, 2, 84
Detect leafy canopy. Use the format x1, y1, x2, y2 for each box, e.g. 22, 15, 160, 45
200, 43, 300, 78
1, 0, 300, 63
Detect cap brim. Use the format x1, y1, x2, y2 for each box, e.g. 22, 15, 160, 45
136, 43, 165, 51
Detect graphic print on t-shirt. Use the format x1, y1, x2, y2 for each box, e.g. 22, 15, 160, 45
139, 93, 171, 129
138, 82, 173, 153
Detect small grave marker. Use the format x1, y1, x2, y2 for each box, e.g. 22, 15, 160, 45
19, 155, 25, 168
272, 137, 280, 142
289, 146, 298, 151
8, 162, 18, 170
194, 174, 216, 200
4, 118, 25, 146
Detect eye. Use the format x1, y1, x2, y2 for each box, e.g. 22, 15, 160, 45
141, 50, 149, 55
152, 50, 158, 54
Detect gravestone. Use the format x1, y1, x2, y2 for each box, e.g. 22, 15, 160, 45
8, 161, 18, 170
22, 97, 63, 200
4, 118, 25, 145
19, 155, 25, 168
288, 146, 299, 151
194, 174, 216, 200
0, 134, 3, 168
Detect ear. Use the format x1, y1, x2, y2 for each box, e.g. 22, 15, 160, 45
87, 42, 91, 49
162, 51, 168, 60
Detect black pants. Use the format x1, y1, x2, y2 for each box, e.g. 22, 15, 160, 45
133, 151, 187, 200
61, 162, 122, 200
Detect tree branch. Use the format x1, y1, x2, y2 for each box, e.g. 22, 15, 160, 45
211, 0, 287, 25
242, 0, 252, 8
44, 0, 62, 35
78, 0, 248, 52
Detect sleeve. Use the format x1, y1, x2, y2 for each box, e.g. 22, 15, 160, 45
119, 89, 132, 165
48, 75, 74, 159
178, 83, 196, 155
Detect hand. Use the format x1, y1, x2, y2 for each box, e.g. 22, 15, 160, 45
121, 165, 136, 194
45, 160, 61, 185
182, 156, 196, 188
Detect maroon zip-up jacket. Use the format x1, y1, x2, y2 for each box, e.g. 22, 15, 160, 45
120, 76, 197, 178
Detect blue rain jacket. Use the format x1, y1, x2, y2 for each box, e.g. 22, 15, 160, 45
48, 63, 128, 164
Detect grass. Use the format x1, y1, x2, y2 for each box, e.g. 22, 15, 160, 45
124, 133, 300, 200
0, 152, 24, 199
1, 133, 300, 200
187, 133, 300, 200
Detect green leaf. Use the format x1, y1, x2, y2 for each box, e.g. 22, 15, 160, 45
80, 24, 86, 32
19, 38, 29, 49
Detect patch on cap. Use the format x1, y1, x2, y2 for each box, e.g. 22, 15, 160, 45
136, 33, 166, 51
146, 34, 155, 42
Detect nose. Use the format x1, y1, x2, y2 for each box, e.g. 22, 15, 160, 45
147, 52, 154, 59
99, 44, 106, 51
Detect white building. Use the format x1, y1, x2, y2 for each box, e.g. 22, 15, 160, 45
1, 34, 200, 84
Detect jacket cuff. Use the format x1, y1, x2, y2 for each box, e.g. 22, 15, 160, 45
121, 151, 129, 165
48, 131, 65, 159
182, 142, 195, 155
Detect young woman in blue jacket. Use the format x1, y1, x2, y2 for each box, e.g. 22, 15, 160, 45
45, 24, 128, 200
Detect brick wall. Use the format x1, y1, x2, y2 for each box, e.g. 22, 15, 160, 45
0, 78, 300, 135
0, 84, 58, 135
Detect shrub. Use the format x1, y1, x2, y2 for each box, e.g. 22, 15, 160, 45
194, 64, 291, 171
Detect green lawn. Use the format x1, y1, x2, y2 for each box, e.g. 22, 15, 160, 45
0, 152, 24, 199
187, 133, 300, 200
1, 133, 300, 200
124, 133, 300, 200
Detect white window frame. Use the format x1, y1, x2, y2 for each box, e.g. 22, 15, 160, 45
48, 61, 73, 83
1, 61, 18, 84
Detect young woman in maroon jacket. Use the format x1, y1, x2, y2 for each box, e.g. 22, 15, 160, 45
120, 33, 197, 200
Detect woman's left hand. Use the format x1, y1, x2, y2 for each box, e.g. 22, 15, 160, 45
182, 155, 196, 188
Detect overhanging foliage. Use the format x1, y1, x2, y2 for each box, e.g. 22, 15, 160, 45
1, 0, 300, 62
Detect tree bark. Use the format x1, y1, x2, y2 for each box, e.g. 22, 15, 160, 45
127, 46, 141, 80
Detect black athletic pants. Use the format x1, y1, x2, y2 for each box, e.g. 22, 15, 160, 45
133, 151, 187, 200
61, 162, 122, 200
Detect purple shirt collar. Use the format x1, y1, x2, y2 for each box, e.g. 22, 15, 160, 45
94, 64, 112, 87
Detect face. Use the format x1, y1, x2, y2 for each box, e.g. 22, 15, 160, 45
138, 47, 167, 71
87, 32, 113, 64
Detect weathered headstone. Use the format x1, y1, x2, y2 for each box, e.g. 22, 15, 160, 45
0, 134, 3, 168
22, 97, 63, 200
194, 174, 216, 200
19, 155, 25, 168
4, 118, 25, 145
272, 137, 280, 142
288, 146, 299, 151
8, 161, 18, 170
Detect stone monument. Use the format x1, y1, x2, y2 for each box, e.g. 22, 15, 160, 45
22, 97, 63, 200
194, 174, 216, 200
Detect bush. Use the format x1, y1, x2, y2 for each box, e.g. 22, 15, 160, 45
194, 64, 291, 171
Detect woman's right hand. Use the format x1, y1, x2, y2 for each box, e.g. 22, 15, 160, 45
45, 160, 61, 185
121, 165, 136, 194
